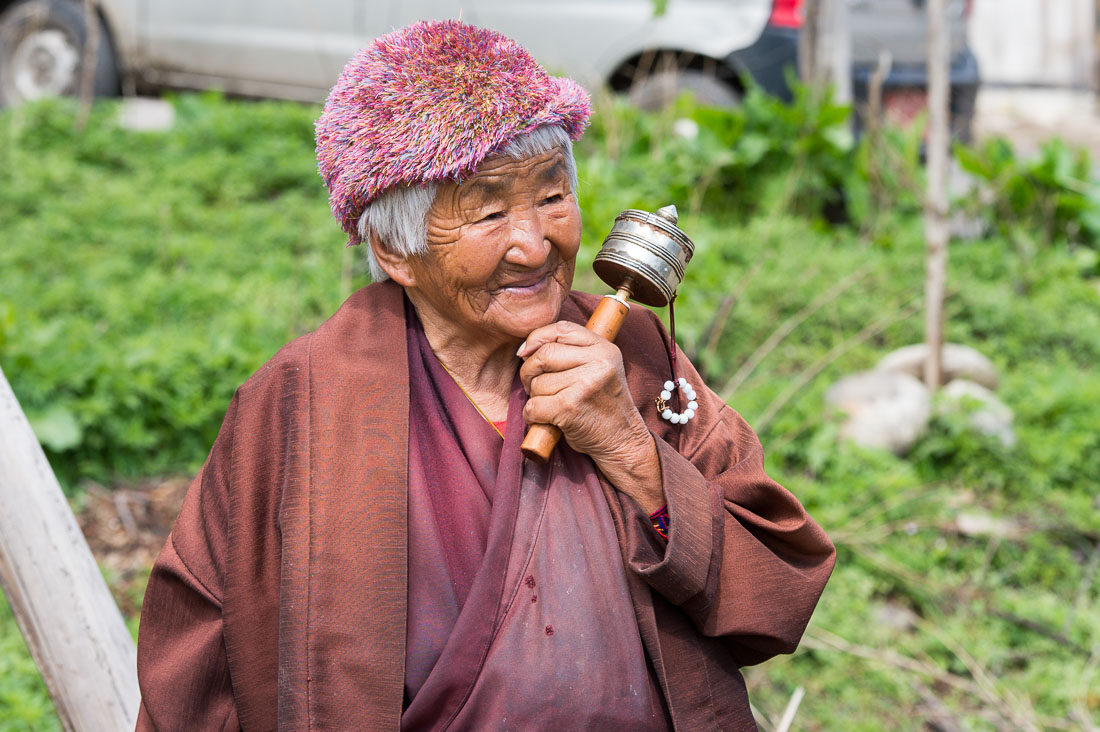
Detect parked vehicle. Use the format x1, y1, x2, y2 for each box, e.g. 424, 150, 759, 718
0, 0, 978, 139
738, 0, 979, 138
0, 0, 120, 107
849, 0, 979, 139
0, 0, 774, 108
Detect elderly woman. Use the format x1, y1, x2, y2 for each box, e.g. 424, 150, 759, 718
135, 20, 834, 732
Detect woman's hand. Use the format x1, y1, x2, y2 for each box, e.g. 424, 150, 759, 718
517, 321, 664, 513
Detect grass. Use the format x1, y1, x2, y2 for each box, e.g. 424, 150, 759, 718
648, 204, 1100, 730
2, 92, 1098, 729
0, 595, 59, 732
1, 94, 354, 485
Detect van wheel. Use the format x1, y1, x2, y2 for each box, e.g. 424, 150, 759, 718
0, 0, 119, 107
628, 70, 740, 111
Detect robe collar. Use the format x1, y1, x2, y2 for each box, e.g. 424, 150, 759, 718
278, 281, 651, 729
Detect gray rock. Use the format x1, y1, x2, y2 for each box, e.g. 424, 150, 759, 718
872, 602, 918, 631
938, 379, 1016, 448
825, 370, 932, 454
954, 511, 1022, 539
117, 98, 175, 132
877, 343, 999, 390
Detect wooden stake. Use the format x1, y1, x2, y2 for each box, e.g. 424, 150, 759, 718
0, 366, 138, 731
74, 0, 100, 132
799, 0, 852, 104
924, 0, 951, 390
799, 0, 822, 86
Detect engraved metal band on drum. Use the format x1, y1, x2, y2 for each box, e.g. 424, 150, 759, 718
598, 230, 682, 283
601, 228, 687, 281
616, 209, 695, 255
593, 210, 695, 308
594, 249, 675, 307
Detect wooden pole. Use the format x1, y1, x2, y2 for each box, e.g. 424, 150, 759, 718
1095, 0, 1100, 93
799, 0, 852, 104
0, 365, 139, 731
74, 0, 100, 132
828, 0, 852, 105
799, 0, 822, 85
924, 0, 950, 390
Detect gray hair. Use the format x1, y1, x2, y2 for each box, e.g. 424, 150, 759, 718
358, 125, 579, 282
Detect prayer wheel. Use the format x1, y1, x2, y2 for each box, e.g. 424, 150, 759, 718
521, 205, 696, 463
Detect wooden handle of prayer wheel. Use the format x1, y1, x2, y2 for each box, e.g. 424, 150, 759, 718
520, 285, 633, 463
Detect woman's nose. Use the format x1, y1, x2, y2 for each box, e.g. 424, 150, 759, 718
504, 209, 550, 266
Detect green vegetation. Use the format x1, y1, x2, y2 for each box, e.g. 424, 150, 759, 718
956, 136, 1100, 256
0, 595, 58, 732
1, 94, 351, 486
2, 90, 1098, 729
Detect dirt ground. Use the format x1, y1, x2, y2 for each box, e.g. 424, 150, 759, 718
76, 478, 189, 616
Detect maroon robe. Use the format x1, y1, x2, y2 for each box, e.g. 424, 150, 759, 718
403, 301, 668, 730
135, 281, 836, 732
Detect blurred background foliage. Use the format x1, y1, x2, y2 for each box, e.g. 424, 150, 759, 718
1, 86, 1098, 729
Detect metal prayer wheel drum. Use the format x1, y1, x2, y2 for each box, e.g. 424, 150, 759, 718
593, 205, 695, 308
520, 203, 695, 464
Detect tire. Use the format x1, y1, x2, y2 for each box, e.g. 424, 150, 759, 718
627, 69, 740, 112
0, 0, 119, 108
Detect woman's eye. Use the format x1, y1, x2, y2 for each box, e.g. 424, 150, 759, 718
478, 211, 505, 223
541, 193, 564, 205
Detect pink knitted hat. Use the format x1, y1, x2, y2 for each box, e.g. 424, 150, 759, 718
315, 20, 591, 246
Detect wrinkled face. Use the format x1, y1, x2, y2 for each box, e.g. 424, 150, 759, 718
402, 146, 582, 348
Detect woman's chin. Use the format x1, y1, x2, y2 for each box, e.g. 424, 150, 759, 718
488, 282, 567, 339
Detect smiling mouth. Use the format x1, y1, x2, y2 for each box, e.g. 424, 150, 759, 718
495, 270, 555, 295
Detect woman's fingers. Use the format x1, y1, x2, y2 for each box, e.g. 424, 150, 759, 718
516, 320, 600, 359
521, 393, 567, 427
526, 369, 574, 399
519, 341, 597, 392
518, 322, 663, 502
518, 321, 629, 434
522, 390, 609, 441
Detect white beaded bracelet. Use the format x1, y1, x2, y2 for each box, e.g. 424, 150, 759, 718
655, 377, 698, 424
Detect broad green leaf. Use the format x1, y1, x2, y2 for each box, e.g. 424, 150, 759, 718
27, 405, 83, 452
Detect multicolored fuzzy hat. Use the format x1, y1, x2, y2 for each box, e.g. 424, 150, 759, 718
315, 20, 591, 247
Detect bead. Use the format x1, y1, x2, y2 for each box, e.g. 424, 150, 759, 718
656, 377, 699, 425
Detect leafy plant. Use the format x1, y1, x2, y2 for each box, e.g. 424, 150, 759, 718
0, 94, 355, 487
956, 137, 1100, 274
577, 75, 856, 225
0, 595, 59, 732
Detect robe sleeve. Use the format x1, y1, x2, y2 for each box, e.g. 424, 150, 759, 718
135, 394, 242, 732
619, 346, 836, 668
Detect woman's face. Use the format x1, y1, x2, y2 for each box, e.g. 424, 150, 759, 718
400, 146, 582, 349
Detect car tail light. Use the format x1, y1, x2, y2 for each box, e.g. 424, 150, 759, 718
770, 0, 804, 28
